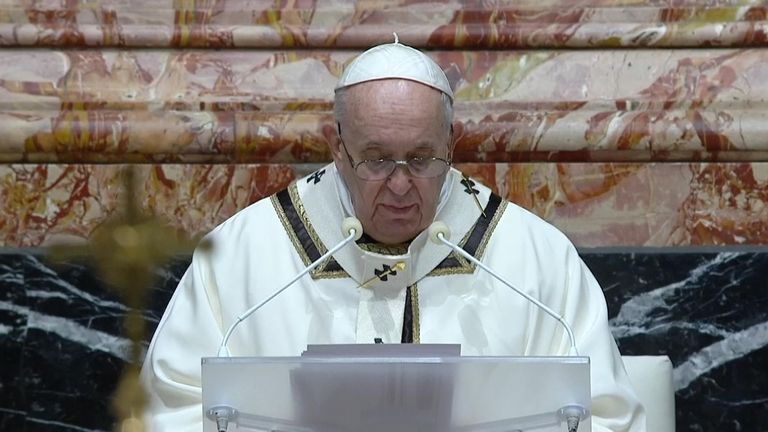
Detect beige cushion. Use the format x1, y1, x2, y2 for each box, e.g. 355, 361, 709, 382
621, 355, 676, 432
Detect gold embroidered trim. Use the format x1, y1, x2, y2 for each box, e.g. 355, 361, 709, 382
474, 199, 508, 262
357, 242, 409, 255
427, 229, 474, 276
426, 199, 508, 277
272, 180, 508, 281
271, 183, 348, 280
411, 284, 420, 344
271, 185, 310, 265
287, 183, 323, 254
314, 265, 349, 280
427, 254, 472, 276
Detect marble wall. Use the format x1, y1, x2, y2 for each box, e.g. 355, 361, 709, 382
1, 0, 767, 431
2, 163, 768, 249
2, 48, 768, 164
0, 0, 766, 49
2, 251, 766, 431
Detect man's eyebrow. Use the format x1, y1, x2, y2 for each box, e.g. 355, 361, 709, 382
359, 143, 384, 154
412, 144, 437, 151
359, 142, 441, 155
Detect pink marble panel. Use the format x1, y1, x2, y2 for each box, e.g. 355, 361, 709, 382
2, 48, 768, 163
1, 162, 766, 248
0, 164, 300, 247
0, 1, 765, 48
460, 162, 768, 247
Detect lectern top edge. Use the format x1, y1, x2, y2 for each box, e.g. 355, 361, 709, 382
202, 355, 590, 365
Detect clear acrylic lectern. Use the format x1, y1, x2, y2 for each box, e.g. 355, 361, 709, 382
201, 345, 591, 432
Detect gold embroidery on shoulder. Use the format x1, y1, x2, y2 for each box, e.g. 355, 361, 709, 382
287, 184, 322, 253
271, 184, 310, 265
427, 229, 474, 276
474, 199, 507, 261
272, 183, 348, 280
426, 198, 508, 277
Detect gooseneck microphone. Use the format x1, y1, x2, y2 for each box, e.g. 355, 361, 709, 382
428, 221, 579, 356
217, 217, 363, 357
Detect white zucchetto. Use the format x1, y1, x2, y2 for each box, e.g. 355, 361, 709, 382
335, 33, 453, 100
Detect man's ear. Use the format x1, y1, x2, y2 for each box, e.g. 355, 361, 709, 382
448, 121, 461, 158
322, 121, 343, 161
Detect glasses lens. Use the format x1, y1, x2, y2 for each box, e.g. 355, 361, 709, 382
355, 158, 449, 180
408, 158, 449, 178
356, 160, 395, 180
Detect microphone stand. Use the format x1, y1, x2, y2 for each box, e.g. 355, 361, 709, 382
217, 218, 362, 357
428, 222, 579, 357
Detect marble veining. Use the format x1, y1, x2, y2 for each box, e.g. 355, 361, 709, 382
2, 49, 768, 162
610, 253, 744, 340
607, 252, 768, 391
0, 0, 765, 49
584, 251, 768, 431
673, 321, 768, 392
0, 250, 766, 430
2, 162, 768, 248
10, 300, 133, 362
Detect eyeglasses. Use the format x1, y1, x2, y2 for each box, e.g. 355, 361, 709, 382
338, 129, 452, 182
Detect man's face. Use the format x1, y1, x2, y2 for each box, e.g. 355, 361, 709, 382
331, 80, 453, 245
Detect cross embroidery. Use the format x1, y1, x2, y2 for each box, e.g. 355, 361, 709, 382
306, 169, 326, 185
461, 177, 479, 195
374, 264, 398, 282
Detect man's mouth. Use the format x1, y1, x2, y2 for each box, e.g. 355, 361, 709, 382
380, 203, 417, 215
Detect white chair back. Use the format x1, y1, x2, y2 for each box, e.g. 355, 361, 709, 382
621, 355, 676, 432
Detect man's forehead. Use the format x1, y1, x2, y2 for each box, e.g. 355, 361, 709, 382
346, 131, 448, 158
358, 141, 440, 152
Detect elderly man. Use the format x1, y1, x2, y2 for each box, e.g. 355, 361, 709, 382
141, 41, 646, 431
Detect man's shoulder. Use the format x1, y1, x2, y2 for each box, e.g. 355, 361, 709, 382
207, 186, 289, 241
495, 199, 576, 252
452, 171, 577, 255
454, 173, 568, 243
483, 200, 584, 290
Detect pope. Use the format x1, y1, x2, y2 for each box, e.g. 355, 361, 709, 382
140, 38, 646, 431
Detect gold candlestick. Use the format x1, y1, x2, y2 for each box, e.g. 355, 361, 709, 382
49, 166, 209, 432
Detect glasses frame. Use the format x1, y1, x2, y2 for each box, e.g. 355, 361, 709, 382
336, 124, 453, 182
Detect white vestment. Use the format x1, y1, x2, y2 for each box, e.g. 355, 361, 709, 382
140, 164, 646, 431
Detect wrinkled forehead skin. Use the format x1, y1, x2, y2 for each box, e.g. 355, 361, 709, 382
338, 79, 451, 149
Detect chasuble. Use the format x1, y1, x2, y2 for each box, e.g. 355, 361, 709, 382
140, 164, 645, 431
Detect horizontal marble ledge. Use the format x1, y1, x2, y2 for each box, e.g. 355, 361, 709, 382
0, 0, 765, 48
2, 48, 768, 162
3, 110, 768, 164
1, 162, 767, 249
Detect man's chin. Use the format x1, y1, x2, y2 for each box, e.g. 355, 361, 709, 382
369, 222, 422, 245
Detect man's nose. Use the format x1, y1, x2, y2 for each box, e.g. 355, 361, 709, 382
386, 164, 412, 195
